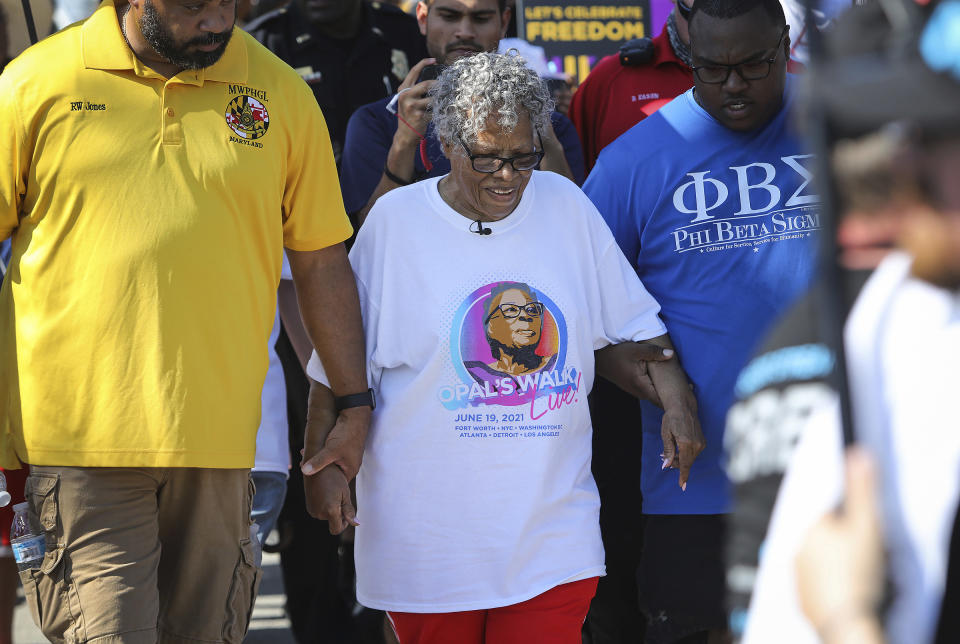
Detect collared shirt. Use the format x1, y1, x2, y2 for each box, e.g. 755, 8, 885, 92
246, 1, 428, 164
569, 29, 693, 173
0, 0, 351, 468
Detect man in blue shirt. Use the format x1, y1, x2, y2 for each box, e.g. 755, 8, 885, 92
584, 0, 820, 641
339, 0, 584, 221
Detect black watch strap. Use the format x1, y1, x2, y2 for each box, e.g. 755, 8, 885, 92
334, 388, 376, 412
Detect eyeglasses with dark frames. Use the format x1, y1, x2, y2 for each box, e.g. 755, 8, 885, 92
458, 133, 545, 174
485, 302, 545, 323
691, 26, 789, 84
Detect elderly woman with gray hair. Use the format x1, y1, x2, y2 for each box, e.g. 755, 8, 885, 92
303, 52, 702, 644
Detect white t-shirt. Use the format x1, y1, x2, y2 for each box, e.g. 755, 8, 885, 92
307, 171, 666, 612
744, 252, 960, 644
253, 256, 293, 475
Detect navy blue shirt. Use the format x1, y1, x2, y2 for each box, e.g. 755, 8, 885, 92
0, 240, 9, 285
584, 78, 821, 515
340, 96, 586, 214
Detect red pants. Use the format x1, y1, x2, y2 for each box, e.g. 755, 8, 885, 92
388, 577, 599, 644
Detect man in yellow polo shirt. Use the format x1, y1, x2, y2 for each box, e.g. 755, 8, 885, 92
0, 0, 372, 640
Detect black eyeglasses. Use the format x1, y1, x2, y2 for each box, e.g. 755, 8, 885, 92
485, 302, 544, 323
691, 26, 788, 84
458, 134, 545, 173
676, 0, 692, 22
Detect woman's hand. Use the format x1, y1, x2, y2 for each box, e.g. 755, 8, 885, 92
301, 406, 370, 481
635, 334, 704, 491
303, 463, 358, 535
299, 380, 363, 534
659, 404, 705, 492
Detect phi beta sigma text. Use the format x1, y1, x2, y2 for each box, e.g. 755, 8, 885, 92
670, 154, 820, 253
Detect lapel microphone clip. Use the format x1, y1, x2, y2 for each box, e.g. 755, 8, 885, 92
470, 219, 492, 235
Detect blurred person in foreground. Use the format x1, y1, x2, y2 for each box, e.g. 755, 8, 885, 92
338, 0, 584, 223
723, 125, 911, 636
723, 3, 920, 625
745, 1, 960, 644
583, 0, 821, 640
796, 450, 960, 644
0, 0, 370, 640
742, 1, 960, 642
302, 52, 700, 644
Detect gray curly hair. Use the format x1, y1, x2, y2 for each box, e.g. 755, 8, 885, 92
430, 52, 555, 148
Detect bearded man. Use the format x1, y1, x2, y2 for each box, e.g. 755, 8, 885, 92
0, 0, 371, 641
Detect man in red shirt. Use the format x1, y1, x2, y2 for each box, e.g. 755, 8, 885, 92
568, 0, 694, 172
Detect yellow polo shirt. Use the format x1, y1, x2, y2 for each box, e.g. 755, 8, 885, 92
0, 1, 352, 468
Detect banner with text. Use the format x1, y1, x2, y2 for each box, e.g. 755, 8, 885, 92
516, 0, 673, 83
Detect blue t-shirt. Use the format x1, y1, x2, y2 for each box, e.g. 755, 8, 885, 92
584, 78, 821, 515
339, 96, 586, 214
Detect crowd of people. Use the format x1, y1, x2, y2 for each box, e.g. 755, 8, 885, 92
0, 0, 958, 643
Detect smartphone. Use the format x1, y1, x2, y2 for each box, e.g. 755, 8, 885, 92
418, 64, 444, 83
545, 78, 568, 95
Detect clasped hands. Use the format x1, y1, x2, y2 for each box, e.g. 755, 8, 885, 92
300, 383, 369, 534
595, 339, 704, 491
302, 339, 703, 534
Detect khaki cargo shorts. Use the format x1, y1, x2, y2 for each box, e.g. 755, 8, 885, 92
19, 467, 262, 644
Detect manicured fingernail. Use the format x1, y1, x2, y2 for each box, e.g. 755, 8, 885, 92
302, 463, 314, 475
663, 349, 674, 357
661, 458, 670, 470
681, 482, 687, 492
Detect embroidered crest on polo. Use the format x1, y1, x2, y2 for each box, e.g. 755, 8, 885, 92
225, 95, 270, 141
